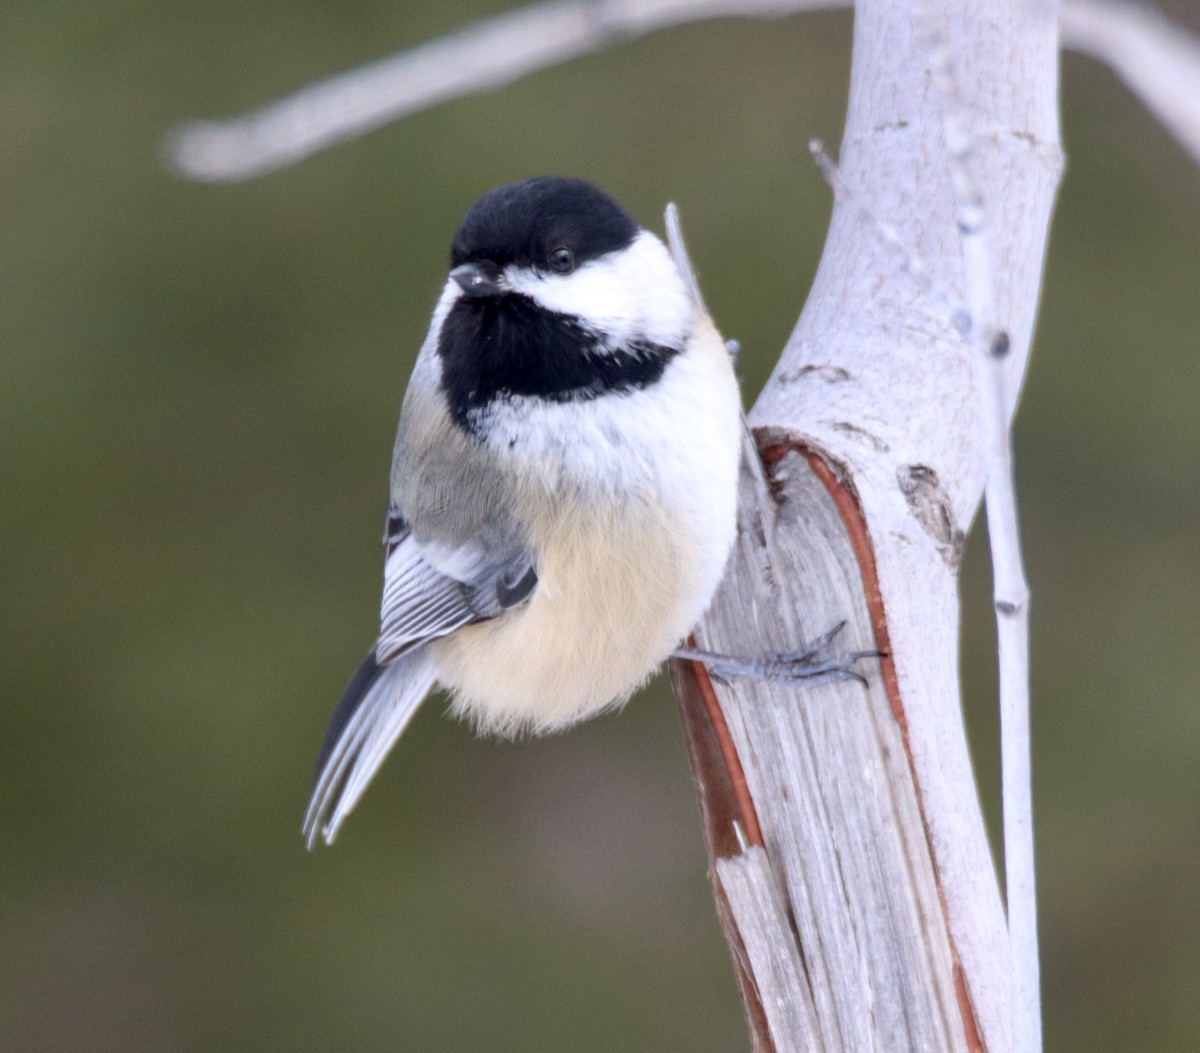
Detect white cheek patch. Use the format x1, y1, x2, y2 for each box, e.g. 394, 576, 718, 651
505, 230, 692, 351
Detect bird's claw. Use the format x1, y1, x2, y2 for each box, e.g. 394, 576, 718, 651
689, 620, 884, 689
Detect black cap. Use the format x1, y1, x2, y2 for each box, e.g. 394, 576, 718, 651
450, 176, 639, 272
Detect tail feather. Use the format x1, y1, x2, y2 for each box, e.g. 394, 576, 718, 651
303, 645, 436, 849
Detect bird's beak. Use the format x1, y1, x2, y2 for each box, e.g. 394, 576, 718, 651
450, 260, 505, 298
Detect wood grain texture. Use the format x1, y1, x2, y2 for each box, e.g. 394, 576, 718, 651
670, 1, 1062, 1050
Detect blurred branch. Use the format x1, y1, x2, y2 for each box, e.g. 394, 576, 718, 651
166, 0, 1199, 183
1060, 0, 1200, 165
165, 0, 841, 183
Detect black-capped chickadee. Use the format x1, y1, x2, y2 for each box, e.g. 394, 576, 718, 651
304, 177, 867, 848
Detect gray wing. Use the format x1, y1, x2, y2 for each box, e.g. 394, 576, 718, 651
375, 509, 537, 665
305, 339, 538, 847
302, 510, 536, 848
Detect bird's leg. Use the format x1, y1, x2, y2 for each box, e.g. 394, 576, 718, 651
672, 620, 882, 688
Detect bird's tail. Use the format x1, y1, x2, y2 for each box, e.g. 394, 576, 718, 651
303, 645, 436, 849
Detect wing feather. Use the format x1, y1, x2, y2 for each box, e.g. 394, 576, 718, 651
303, 647, 437, 848
303, 509, 538, 847
376, 524, 536, 664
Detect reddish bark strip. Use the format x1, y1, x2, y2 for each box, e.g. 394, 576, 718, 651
799, 446, 986, 1053
690, 643, 765, 850
670, 659, 775, 1053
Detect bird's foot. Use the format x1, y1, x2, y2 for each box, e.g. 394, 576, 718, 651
673, 620, 882, 688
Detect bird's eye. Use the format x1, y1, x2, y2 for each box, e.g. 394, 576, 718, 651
547, 246, 574, 274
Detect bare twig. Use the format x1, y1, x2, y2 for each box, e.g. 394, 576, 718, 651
664, 202, 708, 312
165, 0, 840, 182
166, 0, 1200, 183
1060, 0, 1200, 164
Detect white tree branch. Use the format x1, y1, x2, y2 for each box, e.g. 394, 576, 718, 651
677, 0, 1061, 1048
811, 116, 1041, 1049
167, 0, 1200, 183
920, 12, 1041, 1051
1061, 0, 1200, 164
165, 0, 841, 182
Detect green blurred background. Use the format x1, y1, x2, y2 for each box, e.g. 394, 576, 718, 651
4, 1, 1200, 1049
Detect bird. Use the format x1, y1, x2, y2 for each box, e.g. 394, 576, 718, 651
303, 176, 867, 848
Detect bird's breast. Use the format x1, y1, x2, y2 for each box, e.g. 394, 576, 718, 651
429, 308, 741, 735
429, 491, 699, 734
